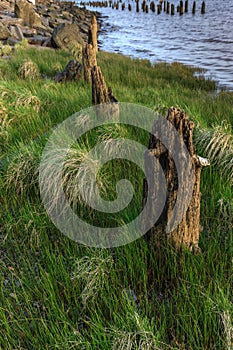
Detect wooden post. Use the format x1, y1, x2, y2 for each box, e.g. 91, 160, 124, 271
185, 0, 188, 12
166, 1, 170, 13
142, 107, 209, 253
171, 3, 174, 15
150, 1, 155, 12
142, 0, 146, 12
91, 66, 119, 119
192, 1, 196, 14
128, 3, 131, 10
163, 0, 166, 11
82, 43, 97, 83
88, 15, 98, 53
180, 0, 183, 14
136, 0, 139, 12
201, 1, 205, 14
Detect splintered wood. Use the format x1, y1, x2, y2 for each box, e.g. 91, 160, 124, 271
142, 107, 208, 253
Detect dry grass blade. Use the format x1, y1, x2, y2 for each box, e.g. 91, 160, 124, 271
221, 310, 233, 350
109, 311, 163, 350
18, 60, 40, 80
195, 121, 233, 183
72, 254, 113, 306
5, 142, 40, 195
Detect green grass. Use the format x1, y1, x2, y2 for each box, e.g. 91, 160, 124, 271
0, 47, 232, 349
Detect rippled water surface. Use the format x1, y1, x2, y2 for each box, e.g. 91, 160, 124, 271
79, 0, 233, 90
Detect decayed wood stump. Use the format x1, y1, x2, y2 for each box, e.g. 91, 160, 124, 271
91, 65, 119, 119
83, 15, 98, 83
88, 15, 98, 53
142, 107, 209, 253
82, 43, 97, 83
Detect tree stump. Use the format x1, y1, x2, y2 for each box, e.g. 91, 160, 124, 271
142, 107, 209, 253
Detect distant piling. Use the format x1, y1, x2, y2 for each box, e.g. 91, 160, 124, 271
185, 0, 188, 12
192, 1, 196, 14
180, 0, 183, 14
171, 3, 174, 15
201, 1, 205, 14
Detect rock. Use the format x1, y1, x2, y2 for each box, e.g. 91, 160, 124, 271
51, 22, 84, 50
28, 35, 47, 45
0, 22, 10, 40
9, 25, 24, 41
14, 0, 41, 27
54, 60, 82, 82
21, 27, 37, 37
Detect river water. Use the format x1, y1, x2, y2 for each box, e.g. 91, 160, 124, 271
80, 0, 233, 90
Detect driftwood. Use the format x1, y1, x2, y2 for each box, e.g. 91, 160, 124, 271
142, 107, 209, 253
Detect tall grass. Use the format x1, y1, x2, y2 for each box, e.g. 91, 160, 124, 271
0, 47, 232, 349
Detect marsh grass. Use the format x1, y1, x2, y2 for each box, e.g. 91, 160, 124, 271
0, 47, 232, 349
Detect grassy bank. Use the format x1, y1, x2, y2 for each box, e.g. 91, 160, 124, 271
0, 47, 232, 349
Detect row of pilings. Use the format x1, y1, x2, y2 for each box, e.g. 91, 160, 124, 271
80, 0, 205, 15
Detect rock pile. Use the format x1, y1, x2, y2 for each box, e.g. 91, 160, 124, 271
0, 0, 99, 48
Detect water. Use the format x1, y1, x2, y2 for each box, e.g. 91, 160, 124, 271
80, 0, 233, 90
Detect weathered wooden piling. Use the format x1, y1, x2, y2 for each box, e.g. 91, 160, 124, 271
192, 1, 196, 14
88, 16, 98, 54
128, 3, 131, 10
91, 66, 119, 119
83, 43, 97, 83
201, 1, 205, 14
150, 1, 155, 12
136, 0, 139, 12
185, 0, 188, 12
142, 107, 209, 253
166, 1, 170, 14
121, 2, 125, 9
171, 3, 174, 15
179, 0, 183, 14
142, 0, 146, 12
145, 4, 148, 13
163, 0, 166, 11
157, 4, 161, 14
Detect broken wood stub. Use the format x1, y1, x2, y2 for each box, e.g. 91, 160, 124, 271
142, 107, 208, 253
82, 43, 97, 83
83, 15, 98, 83
91, 65, 119, 119
88, 15, 98, 53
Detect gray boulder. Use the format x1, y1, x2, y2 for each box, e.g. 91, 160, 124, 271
14, 0, 41, 27
51, 22, 84, 50
54, 60, 82, 82
0, 22, 10, 40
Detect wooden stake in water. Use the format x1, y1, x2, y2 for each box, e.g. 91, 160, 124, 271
192, 1, 196, 14
201, 1, 205, 14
